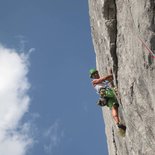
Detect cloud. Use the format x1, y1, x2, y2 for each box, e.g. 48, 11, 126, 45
0, 45, 33, 155
44, 120, 64, 154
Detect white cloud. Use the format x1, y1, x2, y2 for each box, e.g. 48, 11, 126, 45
0, 45, 33, 155
44, 120, 64, 154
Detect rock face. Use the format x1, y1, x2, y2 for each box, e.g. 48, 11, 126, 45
88, 0, 155, 155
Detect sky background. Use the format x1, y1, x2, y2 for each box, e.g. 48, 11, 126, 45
0, 0, 108, 155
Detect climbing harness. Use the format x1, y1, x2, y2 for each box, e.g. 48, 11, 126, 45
97, 80, 119, 109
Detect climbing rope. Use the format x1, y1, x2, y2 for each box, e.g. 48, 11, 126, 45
125, 0, 155, 60
115, 2, 155, 152
138, 36, 155, 59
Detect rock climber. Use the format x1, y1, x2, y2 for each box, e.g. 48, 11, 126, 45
89, 68, 126, 131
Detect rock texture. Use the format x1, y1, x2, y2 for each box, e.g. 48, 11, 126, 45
88, 0, 155, 155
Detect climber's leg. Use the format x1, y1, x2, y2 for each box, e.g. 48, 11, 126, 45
111, 106, 120, 124
112, 105, 126, 131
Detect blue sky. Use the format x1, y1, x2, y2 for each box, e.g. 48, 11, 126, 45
0, 0, 108, 155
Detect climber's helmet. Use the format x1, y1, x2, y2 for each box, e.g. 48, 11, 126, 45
89, 68, 99, 78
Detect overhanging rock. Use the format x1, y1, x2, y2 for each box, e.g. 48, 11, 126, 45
88, 0, 155, 154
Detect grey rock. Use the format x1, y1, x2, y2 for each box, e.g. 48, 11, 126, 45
88, 0, 155, 155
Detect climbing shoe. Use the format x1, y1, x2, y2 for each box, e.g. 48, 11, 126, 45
117, 123, 126, 131
117, 123, 126, 137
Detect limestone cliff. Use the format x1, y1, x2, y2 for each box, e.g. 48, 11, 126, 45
88, 0, 155, 155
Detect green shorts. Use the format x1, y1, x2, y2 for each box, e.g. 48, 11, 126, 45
99, 88, 119, 110
107, 98, 119, 110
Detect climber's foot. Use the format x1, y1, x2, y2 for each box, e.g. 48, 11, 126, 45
117, 123, 126, 137
117, 124, 126, 131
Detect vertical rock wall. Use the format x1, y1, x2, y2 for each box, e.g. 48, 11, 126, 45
88, 0, 155, 155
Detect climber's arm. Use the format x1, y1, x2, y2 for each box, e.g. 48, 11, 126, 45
92, 74, 113, 85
